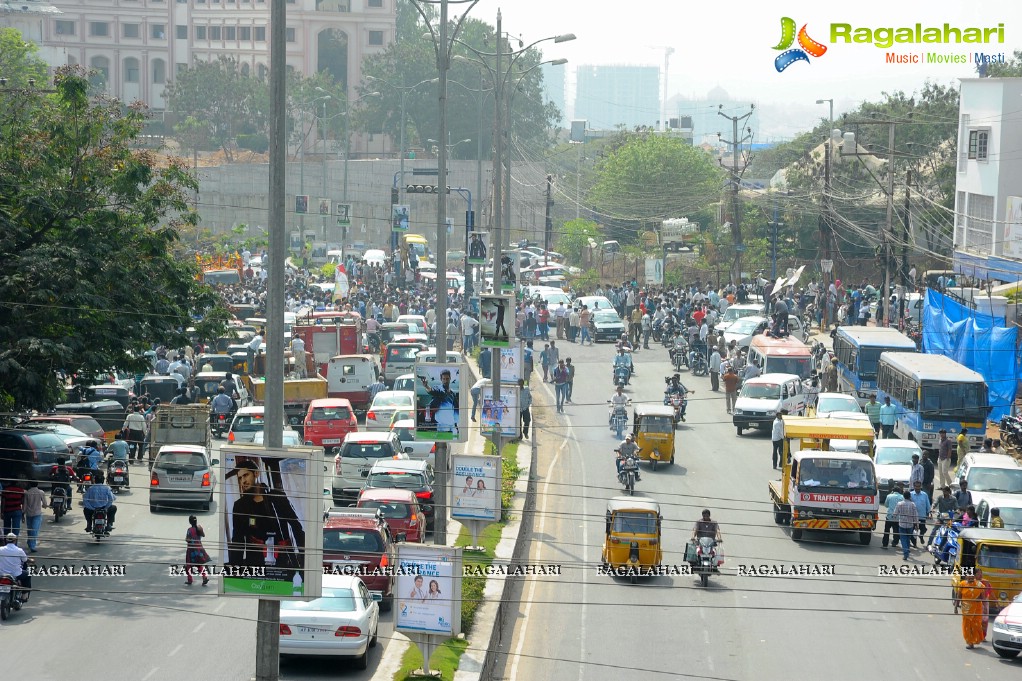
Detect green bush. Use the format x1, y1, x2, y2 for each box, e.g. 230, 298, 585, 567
236, 133, 269, 154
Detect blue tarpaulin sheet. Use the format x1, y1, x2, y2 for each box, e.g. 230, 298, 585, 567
923, 290, 1018, 421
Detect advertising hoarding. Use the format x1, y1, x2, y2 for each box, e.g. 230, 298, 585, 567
451, 453, 501, 523
479, 294, 514, 348
395, 545, 463, 636
413, 361, 466, 443
481, 383, 519, 438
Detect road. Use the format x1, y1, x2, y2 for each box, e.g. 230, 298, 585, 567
496, 336, 1022, 680
1, 440, 396, 681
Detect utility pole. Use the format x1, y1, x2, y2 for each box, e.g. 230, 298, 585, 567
900, 168, 912, 322
882, 122, 895, 328
815, 98, 834, 331
769, 200, 783, 281
717, 105, 755, 284
544, 174, 554, 266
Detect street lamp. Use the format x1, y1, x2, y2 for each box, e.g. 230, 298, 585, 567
365, 75, 437, 206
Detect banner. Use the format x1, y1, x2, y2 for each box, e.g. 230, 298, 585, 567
480, 383, 519, 438
317, 198, 331, 215
499, 253, 520, 294
497, 343, 524, 384
645, 258, 663, 285
451, 454, 501, 522
479, 294, 514, 348
392, 204, 410, 232
335, 202, 352, 226
294, 195, 309, 214
467, 231, 489, 265
414, 361, 466, 443
395, 545, 462, 636
219, 445, 323, 599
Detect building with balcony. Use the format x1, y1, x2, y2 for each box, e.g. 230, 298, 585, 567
18, 0, 393, 108
952, 77, 1022, 282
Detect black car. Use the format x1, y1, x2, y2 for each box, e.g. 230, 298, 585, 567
0, 429, 74, 483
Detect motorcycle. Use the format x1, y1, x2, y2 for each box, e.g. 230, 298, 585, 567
107, 457, 129, 493
691, 536, 722, 587
810, 341, 831, 374
929, 513, 962, 566
618, 454, 639, 495
665, 390, 686, 425
999, 415, 1022, 450
212, 411, 229, 438
690, 351, 708, 377
50, 486, 69, 522
91, 507, 110, 541
669, 339, 690, 371
613, 364, 630, 388
0, 560, 32, 620
608, 400, 630, 440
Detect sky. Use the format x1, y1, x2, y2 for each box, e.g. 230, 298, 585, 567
466, 0, 1019, 128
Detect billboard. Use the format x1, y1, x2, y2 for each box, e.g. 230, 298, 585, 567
497, 343, 524, 384
335, 202, 352, 226
499, 253, 520, 294
294, 195, 309, 214
395, 545, 462, 636
480, 383, 519, 438
413, 361, 466, 443
219, 445, 323, 599
467, 231, 489, 265
392, 204, 410, 232
645, 258, 663, 285
451, 453, 501, 523
479, 294, 514, 348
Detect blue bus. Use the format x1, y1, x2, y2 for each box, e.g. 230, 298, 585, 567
876, 352, 989, 453
832, 327, 917, 406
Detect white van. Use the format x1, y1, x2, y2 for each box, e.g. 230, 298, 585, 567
733, 373, 805, 435
747, 335, 814, 380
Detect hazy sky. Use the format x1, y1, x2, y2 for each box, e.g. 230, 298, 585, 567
467, 0, 1018, 111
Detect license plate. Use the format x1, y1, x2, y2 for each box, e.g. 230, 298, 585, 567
170, 476, 192, 482
298, 626, 318, 634
828, 520, 840, 529
0, 585, 10, 593
1012, 635, 1022, 643
323, 438, 340, 445
358, 466, 370, 475
113, 476, 124, 482
751, 422, 760, 428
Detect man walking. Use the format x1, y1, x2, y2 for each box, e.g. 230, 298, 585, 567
547, 342, 560, 382
909, 480, 931, 548
864, 394, 882, 436
565, 358, 576, 404
470, 377, 488, 422
922, 452, 935, 501
579, 306, 592, 346
771, 410, 786, 469
552, 360, 569, 413
722, 364, 740, 414
540, 343, 552, 383
879, 396, 897, 439
555, 302, 568, 339
894, 490, 919, 560
881, 483, 904, 549
518, 379, 532, 439
936, 429, 953, 488
708, 347, 722, 392
23, 481, 45, 553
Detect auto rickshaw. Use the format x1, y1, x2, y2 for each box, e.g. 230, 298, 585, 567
138, 374, 183, 405
51, 399, 127, 443
951, 528, 1022, 614
633, 404, 676, 470
601, 496, 662, 584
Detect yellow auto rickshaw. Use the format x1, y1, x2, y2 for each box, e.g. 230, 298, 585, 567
951, 528, 1022, 614
601, 496, 662, 584
633, 404, 676, 470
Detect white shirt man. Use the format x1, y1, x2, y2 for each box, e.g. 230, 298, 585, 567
699, 321, 709, 343
248, 334, 263, 353
0, 537, 28, 580
461, 314, 478, 337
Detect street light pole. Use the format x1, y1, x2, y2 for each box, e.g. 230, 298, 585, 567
816, 98, 834, 331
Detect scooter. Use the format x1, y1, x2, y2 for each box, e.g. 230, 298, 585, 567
618, 454, 639, 495
690, 352, 708, 377
107, 458, 129, 493
929, 513, 962, 566
613, 364, 630, 388
50, 486, 69, 522
213, 411, 229, 438
91, 507, 110, 541
0, 561, 32, 621
691, 536, 722, 587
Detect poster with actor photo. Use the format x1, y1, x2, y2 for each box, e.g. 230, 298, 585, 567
467, 231, 489, 265
392, 204, 410, 232
499, 253, 520, 294
480, 383, 519, 438
294, 195, 309, 214
219, 445, 323, 599
395, 545, 462, 636
414, 361, 466, 443
451, 454, 501, 523
479, 294, 514, 348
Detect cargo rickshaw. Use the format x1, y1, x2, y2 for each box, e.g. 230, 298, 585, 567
633, 404, 676, 470
601, 496, 663, 584
951, 528, 1022, 614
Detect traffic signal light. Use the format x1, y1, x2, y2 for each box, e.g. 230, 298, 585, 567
391, 187, 399, 204
405, 185, 451, 194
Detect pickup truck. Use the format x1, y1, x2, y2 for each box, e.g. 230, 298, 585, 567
243, 376, 328, 436
147, 404, 212, 467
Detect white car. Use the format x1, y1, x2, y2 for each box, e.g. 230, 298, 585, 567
253, 429, 304, 447
873, 439, 922, 501
573, 296, 616, 315
392, 373, 415, 393
722, 316, 767, 349
953, 453, 1022, 511
716, 303, 765, 333
814, 392, 862, 416
365, 391, 416, 432
391, 418, 436, 464
278, 573, 380, 668
362, 249, 387, 268
397, 315, 428, 333
976, 492, 1022, 530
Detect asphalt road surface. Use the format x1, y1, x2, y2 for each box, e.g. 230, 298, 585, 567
495, 337, 1022, 681
1, 440, 394, 681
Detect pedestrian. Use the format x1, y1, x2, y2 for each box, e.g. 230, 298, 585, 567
565, 358, 576, 403
23, 481, 45, 553
954, 479, 974, 511
955, 428, 969, 466
568, 307, 580, 343
979, 437, 994, 453
523, 340, 535, 383
722, 364, 740, 415
555, 302, 567, 339
368, 374, 387, 403
864, 394, 881, 436
921, 452, 935, 501
909, 481, 930, 548
881, 484, 904, 549
879, 396, 897, 439
553, 360, 569, 413
977, 568, 995, 639
958, 571, 987, 649
540, 343, 552, 382
823, 357, 838, 392
538, 304, 550, 340
579, 306, 592, 346
804, 375, 820, 412
641, 311, 652, 350
479, 346, 492, 379
2, 479, 25, 536
990, 508, 1005, 528
184, 515, 211, 586
936, 429, 953, 488
771, 410, 786, 469
123, 406, 147, 463
461, 313, 479, 354
908, 454, 924, 489
518, 379, 532, 439
894, 490, 919, 560
708, 347, 722, 392
470, 378, 487, 422
547, 341, 560, 381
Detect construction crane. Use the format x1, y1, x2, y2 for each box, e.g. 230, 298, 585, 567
647, 46, 675, 131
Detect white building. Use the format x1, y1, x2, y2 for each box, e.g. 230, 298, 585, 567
0, 1, 65, 68
953, 77, 1022, 282
8, 0, 394, 109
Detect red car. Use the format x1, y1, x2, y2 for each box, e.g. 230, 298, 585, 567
303, 398, 358, 453
323, 508, 396, 611
356, 488, 426, 543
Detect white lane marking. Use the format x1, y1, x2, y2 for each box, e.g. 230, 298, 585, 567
192, 622, 205, 634
574, 417, 587, 681
509, 432, 569, 680
168, 644, 183, 657
213, 601, 226, 614
703, 629, 715, 672
141, 668, 158, 681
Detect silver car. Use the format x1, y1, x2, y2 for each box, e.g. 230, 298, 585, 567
992, 592, 1022, 659
149, 445, 218, 512
364, 391, 415, 432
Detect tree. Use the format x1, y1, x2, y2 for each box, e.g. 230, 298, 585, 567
0, 28, 48, 89
979, 49, 1022, 77
0, 66, 224, 410
588, 132, 723, 244
556, 219, 602, 267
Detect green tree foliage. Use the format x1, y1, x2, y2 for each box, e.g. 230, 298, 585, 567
358, 3, 558, 161
978, 49, 1022, 77
0, 67, 223, 410
588, 132, 723, 244
0, 28, 48, 88
555, 219, 602, 266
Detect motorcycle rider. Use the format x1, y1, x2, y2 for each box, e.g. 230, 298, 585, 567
691, 509, 723, 543
48, 457, 76, 509
105, 432, 131, 489
669, 329, 688, 367
608, 384, 630, 425
664, 374, 693, 422
210, 386, 235, 435
82, 470, 118, 534
613, 347, 633, 384
615, 435, 641, 481
0, 533, 30, 601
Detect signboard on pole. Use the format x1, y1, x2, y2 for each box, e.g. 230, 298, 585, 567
479, 294, 514, 348
218, 445, 323, 599
335, 202, 352, 226
395, 545, 462, 636
392, 204, 410, 232
295, 195, 309, 214
497, 343, 524, 384
481, 383, 519, 438
499, 253, 519, 294
645, 258, 663, 285
413, 361, 466, 443
467, 231, 489, 265
317, 198, 331, 215
451, 453, 501, 523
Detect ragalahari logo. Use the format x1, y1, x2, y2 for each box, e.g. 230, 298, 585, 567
772, 17, 827, 72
